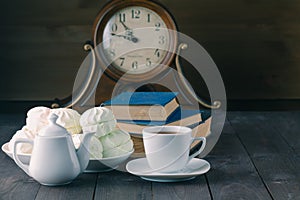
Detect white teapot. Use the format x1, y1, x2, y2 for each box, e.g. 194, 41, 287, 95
12, 113, 94, 186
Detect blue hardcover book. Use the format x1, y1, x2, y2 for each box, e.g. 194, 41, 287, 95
102, 92, 179, 121
117, 107, 202, 125
117, 108, 211, 134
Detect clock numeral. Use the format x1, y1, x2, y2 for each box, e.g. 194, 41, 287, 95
119, 13, 126, 22
154, 49, 160, 58
146, 58, 151, 67
109, 49, 115, 57
155, 22, 160, 31
111, 23, 118, 32
158, 36, 165, 45
132, 9, 140, 19
147, 14, 151, 22
119, 57, 125, 66
132, 61, 138, 69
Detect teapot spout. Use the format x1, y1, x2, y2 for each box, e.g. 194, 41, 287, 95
76, 132, 95, 171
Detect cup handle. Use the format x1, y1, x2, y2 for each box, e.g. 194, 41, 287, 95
12, 138, 33, 176
188, 137, 206, 162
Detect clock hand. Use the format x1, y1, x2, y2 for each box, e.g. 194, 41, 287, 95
120, 21, 131, 31
111, 33, 139, 43
119, 21, 139, 41
111, 33, 127, 38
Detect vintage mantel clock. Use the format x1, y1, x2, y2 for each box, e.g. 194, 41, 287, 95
92, 0, 177, 82
52, 0, 220, 110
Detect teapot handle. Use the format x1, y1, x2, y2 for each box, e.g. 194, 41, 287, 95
12, 138, 33, 176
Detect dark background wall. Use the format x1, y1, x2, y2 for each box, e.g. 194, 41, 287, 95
0, 0, 299, 104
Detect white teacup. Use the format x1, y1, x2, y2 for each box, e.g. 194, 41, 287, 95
143, 126, 206, 173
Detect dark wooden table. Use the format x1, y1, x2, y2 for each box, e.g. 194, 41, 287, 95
0, 111, 299, 200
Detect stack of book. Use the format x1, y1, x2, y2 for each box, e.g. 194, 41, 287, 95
102, 92, 211, 154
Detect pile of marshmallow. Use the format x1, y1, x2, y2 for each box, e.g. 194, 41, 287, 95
8, 106, 133, 159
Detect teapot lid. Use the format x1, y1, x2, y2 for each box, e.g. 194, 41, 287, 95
39, 113, 69, 137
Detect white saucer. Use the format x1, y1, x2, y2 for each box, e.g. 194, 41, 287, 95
126, 158, 210, 182
1, 142, 31, 164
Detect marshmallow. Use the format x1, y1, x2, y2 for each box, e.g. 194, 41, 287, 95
72, 134, 103, 159
9, 106, 134, 159
99, 129, 133, 158
51, 108, 82, 135
88, 136, 103, 159
80, 107, 116, 137
25, 107, 82, 136
8, 127, 33, 154
102, 139, 133, 158
9, 107, 82, 154
26, 106, 51, 136
100, 129, 131, 151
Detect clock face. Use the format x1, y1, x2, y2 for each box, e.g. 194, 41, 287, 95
102, 6, 170, 75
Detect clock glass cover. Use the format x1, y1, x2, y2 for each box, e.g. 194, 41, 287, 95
102, 6, 170, 74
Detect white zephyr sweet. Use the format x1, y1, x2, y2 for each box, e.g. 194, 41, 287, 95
88, 136, 103, 159
25, 106, 51, 136
102, 139, 133, 158
100, 129, 133, 158
8, 127, 34, 154
9, 107, 82, 154
51, 108, 82, 135
72, 134, 103, 159
80, 107, 116, 137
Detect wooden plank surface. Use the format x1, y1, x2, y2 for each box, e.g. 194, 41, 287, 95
95, 170, 152, 200
35, 174, 97, 200
228, 111, 300, 200
0, 112, 299, 199
0, 126, 40, 200
152, 176, 211, 200
205, 120, 272, 200
264, 111, 300, 155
